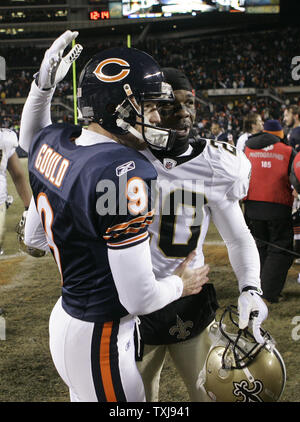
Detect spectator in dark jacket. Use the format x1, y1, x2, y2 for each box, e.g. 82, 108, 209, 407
243, 120, 297, 303
289, 126, 300, 153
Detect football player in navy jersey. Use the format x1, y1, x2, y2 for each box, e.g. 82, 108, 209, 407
19, 32, 210, 402
136, 68, 268, 402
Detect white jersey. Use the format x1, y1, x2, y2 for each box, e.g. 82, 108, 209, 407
0, 128, 18, 205
142, 139, 252, 279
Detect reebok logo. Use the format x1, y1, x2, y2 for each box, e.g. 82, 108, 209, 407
116, 161, 135, 177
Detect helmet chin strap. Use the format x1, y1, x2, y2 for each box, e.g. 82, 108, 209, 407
116, 118, 144, 141
116, 117, 172, 150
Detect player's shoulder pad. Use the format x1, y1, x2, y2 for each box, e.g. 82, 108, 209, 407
29, 122, 82, 155
99, 146, 157, 186
37, 122, 82, 143
205, 138, 251, 201
205, 138, 250, 178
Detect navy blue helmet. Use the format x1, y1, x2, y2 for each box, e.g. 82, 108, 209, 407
77, 47, 176, 150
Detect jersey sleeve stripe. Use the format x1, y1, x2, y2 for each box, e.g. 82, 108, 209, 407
107, 231, 148, 248
103, 221, 152, 240
105, 209, 154, 233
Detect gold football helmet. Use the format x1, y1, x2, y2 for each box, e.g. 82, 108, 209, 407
197, 305, 286, 402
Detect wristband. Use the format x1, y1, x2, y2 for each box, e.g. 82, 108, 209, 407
241, 285, 263, 295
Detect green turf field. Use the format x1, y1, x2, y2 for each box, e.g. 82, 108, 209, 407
0, 158, 299, 402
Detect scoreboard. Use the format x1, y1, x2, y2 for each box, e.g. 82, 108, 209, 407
88, 1, 280, 21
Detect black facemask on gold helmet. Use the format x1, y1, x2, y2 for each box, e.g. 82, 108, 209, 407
197, 305, 286, 402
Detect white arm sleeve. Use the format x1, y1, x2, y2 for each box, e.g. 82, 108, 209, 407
108, 239, 183, 316
24, 197, 50, 252
19, 81, 55, 153
210, 200, 261, 293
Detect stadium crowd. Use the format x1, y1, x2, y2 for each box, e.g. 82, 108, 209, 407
2, 26, 299, 88
1, 26, 299, 141
145, 27, 299, 91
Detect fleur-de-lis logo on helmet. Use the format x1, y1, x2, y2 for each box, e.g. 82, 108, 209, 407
233, 379, 263, 402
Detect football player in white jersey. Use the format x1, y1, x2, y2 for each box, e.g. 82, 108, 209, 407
0, 128, 31, 255
136, 68, 268, 402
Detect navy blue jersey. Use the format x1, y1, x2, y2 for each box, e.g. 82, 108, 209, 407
28, 123, 157, 322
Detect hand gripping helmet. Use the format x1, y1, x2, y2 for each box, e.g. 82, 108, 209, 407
197, 306, 286, 402
77, 47, 176, 151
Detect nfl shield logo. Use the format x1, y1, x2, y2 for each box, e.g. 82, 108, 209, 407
163, 158, 177, 170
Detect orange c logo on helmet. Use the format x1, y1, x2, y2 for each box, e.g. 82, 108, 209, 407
93, 58, 130, 83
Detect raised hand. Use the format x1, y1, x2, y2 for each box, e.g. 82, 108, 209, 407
36, 30, 83, 90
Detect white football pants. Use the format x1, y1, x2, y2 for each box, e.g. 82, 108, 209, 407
49, 297, 146, 402
137, 321, 214, 402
